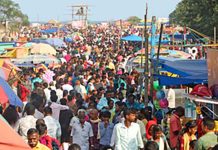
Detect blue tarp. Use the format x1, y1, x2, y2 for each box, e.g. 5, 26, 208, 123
121, 35, 170, 44
169, 34, 195, 40
40, 27, 68, 34
156, 60, 208, 85
155, 74, 207, 86
46, 38, 65, 47
121, 35, 143, 42
30, 39, 48, 44
161, 60, 207, 77
0, 77, 23, 107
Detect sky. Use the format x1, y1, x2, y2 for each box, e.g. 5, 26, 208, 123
13, 0, 181, 22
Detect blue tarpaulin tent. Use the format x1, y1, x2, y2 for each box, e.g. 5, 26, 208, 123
156, 60, 207, 85
161, 60, 207, 77
121, 35, 143, 42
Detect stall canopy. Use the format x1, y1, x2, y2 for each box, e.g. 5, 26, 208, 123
161, 60, 207, 77
121, 35, 143, 42
156, 60, 207, 86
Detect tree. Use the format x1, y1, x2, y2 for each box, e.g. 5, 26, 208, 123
0, 0, 29, 32
127, 16, 141, 25
169, 0, 218, 38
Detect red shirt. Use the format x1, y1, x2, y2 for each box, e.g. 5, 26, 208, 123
170, 114, 182, 148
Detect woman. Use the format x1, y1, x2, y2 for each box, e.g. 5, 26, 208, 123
151, 125, 170, 150
180, 120, 197, 150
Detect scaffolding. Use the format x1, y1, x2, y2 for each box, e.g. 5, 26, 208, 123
71, 4, 89, 28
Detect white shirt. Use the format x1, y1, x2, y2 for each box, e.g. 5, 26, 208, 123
62, 84, 73, 92
74, 84, 87, 99
49, 102, 69, 120
56, 89, 63, 103
167, 88, 175, 108
34, 109, 44, 119
71, 121, 94, 150
44, 115, 61, 139
44, 88, 51, 103
15, 115, 37, 142
110, 122, 144, 150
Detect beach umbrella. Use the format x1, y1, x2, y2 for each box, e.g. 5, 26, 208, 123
46, 38, 66, 47
0, 118, 31, 150
12, 54, 60, 65
30, 43, 57, 55
0, 77, 23, 107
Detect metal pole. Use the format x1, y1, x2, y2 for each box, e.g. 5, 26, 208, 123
214, 27, 216, 44
144, 3, 149, 106
156, 23, 163, 73
149, 16, 157, 104
141, 30, 144, 68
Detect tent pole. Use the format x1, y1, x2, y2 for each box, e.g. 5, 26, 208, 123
156, 23, 163, 73
144, 3, 149, 106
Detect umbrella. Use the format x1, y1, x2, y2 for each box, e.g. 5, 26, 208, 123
30, 38, 48, 44
46, 38, 66, 47
0, 118, 31, 150
0, 67, 11, 80
121, 35, 143, 42
12, 54, 60, 65
0, 77, 23, 107
30, 43, 57, 55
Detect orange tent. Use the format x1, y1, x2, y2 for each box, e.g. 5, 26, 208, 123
0, 118, 31, 150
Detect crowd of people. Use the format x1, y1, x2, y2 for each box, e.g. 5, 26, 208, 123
0, 24, 217, 150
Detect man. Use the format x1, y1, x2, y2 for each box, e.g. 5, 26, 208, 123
15, 103, 37, 142
99, 111, 114, 150
169, 106, 185, 149
42, 82, 50, 104
62, 78, 73, 92
27, 128, 50, 150
110, 108, 144, 150
195, 117, 217, 150
74, 80, 87, 99
167, 86, 175, 108
71, 110, 94, 150
43, 106, 61, 140
88, 109, 101, 149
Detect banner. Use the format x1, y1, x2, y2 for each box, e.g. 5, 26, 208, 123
207, 49, 218, 87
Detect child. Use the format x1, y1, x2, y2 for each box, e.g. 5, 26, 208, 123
99, 111, 114, 150
152, 125, 170, 150
180, 120, 197, 150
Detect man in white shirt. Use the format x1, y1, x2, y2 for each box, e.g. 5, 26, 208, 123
15, 103, 37, 142
74, 80, 87, 99
43, 106, 61, 140
167, 87, 176, 108
43, 82, 51, 103
62, 79, 73, 92
49, 94, 69, 120
110, 108, 144, 150
71, 110, 94, 150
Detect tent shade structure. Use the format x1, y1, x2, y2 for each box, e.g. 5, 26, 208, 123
30, 43, 57, 55
155, 60, 207, 86
160, 60, 207, 77
121, 35, 143, 42
0, 77, 23, 107
0, 118, 31, 150
155, 74, 207, 86
46, 38, 66, 47
12, 54, 60, 65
